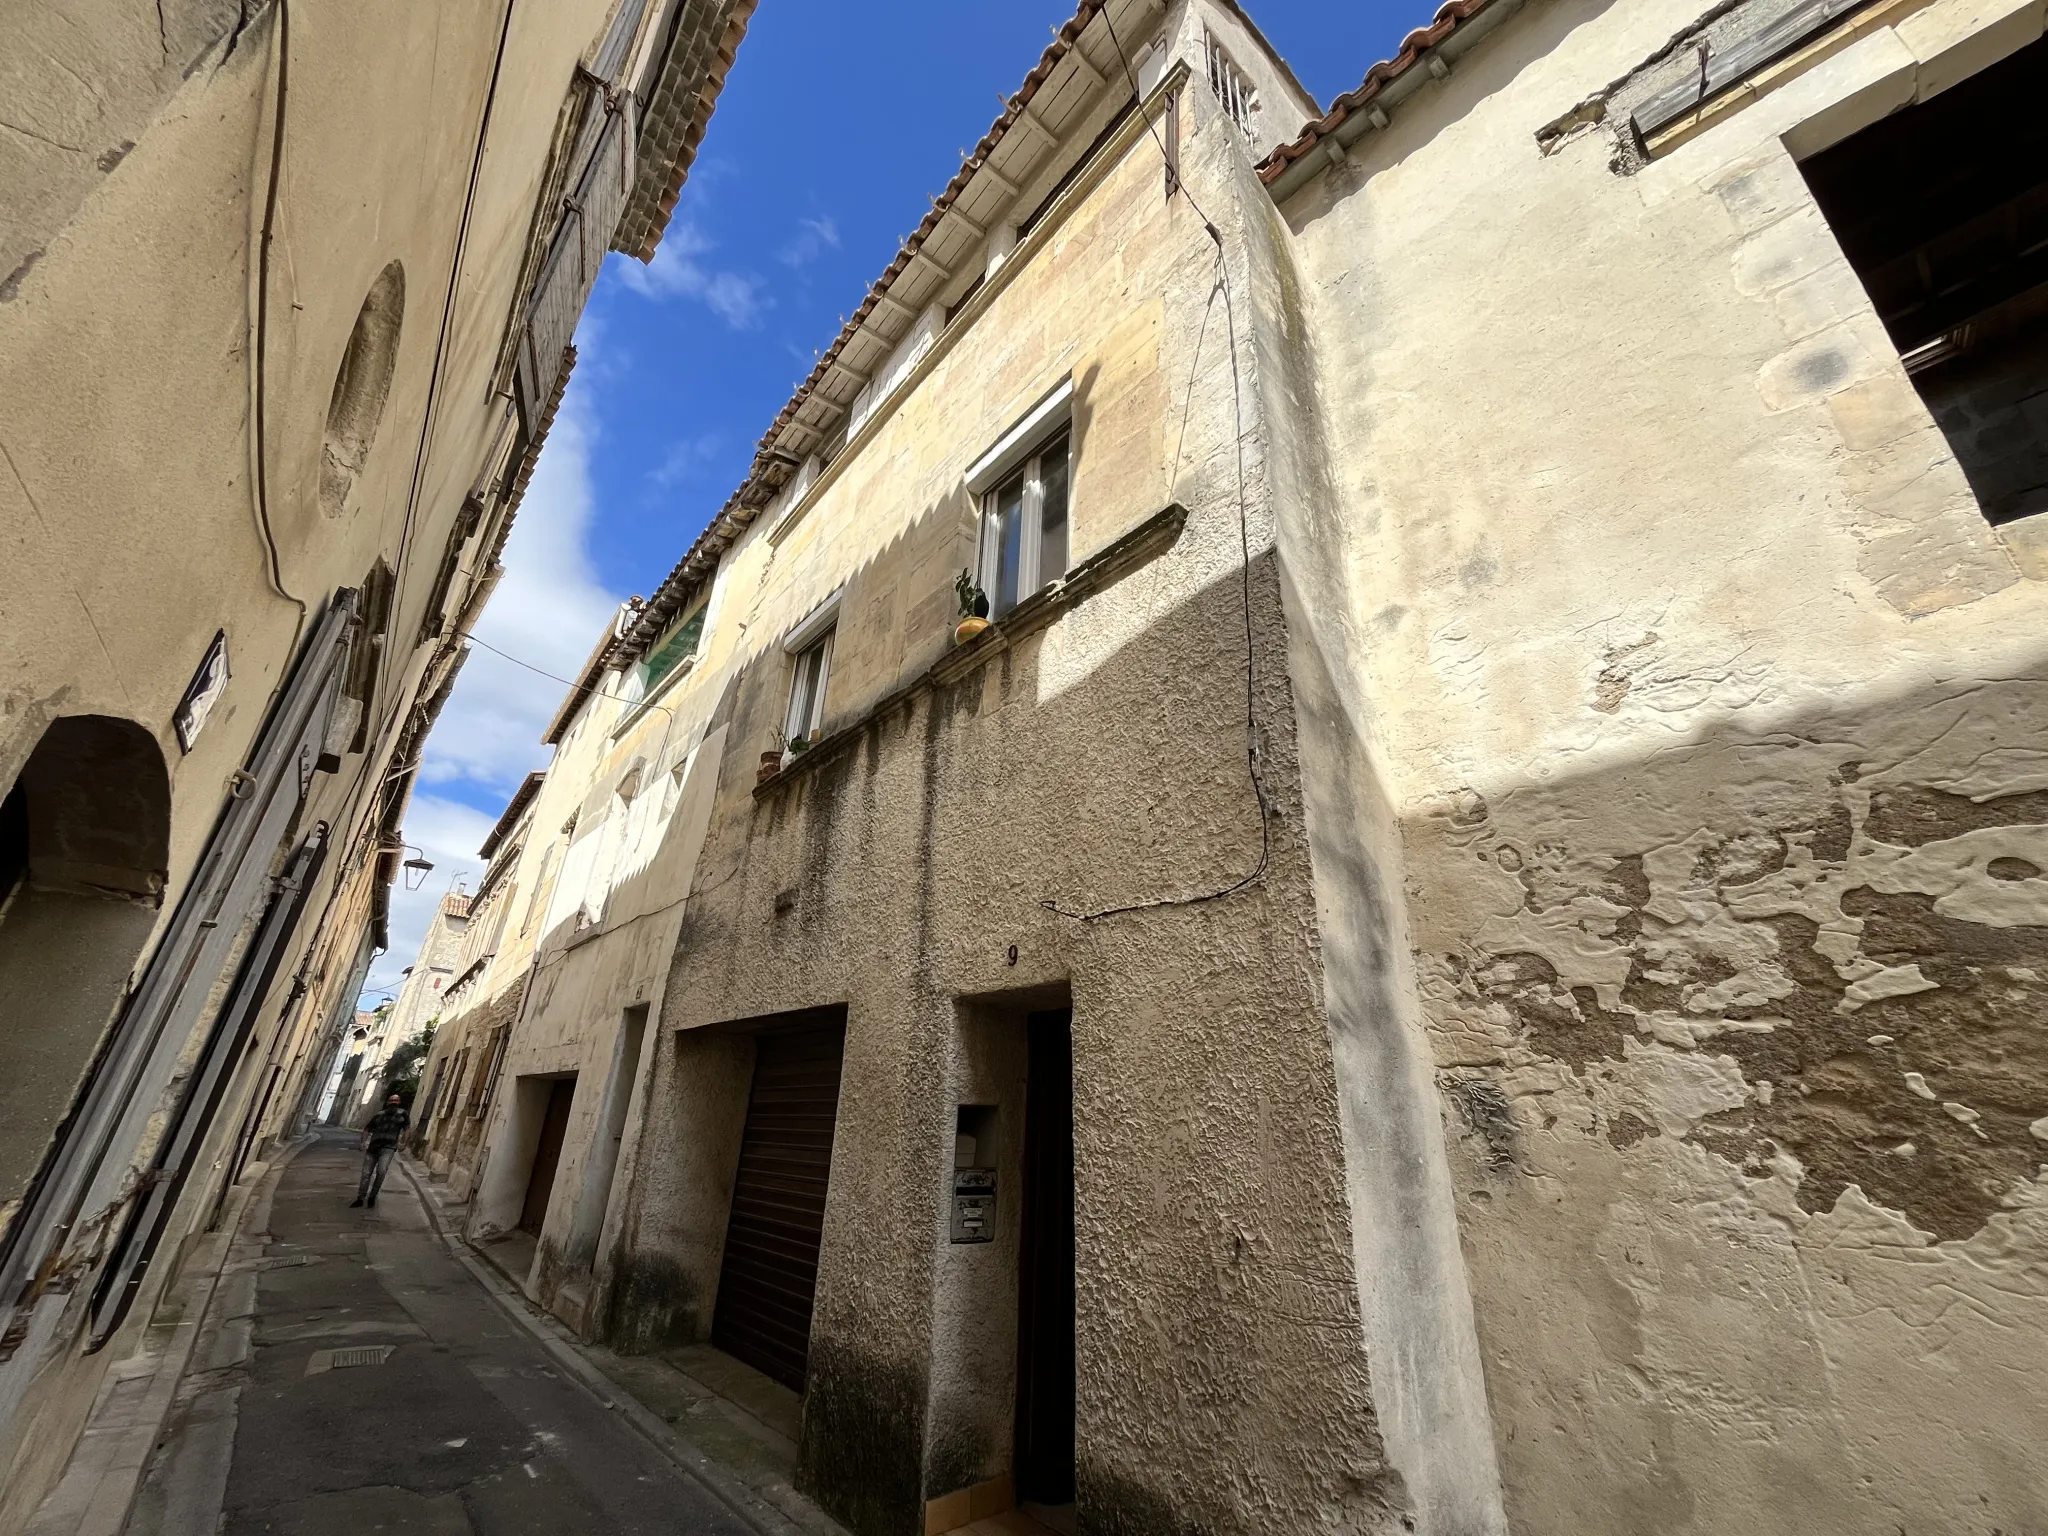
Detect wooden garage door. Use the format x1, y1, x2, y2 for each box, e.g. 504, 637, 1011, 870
711, 1024, 846, 1391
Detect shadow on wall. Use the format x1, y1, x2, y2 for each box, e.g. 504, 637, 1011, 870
1408, 656, 2048, 1527
609, 526, 1405, 1536
1271, 0, 1624, 240
0, 716, 169, 1216
576, 484, 994, 1361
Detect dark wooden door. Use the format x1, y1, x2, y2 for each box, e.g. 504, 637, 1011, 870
1015, 1009, 1075, 1506
711, 1024, 846, 1391
519, 1077, 576, 1235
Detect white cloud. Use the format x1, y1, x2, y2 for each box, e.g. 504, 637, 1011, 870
647, 430, 723, 492
614, 222, 765, 328
365, 358, 625, 1002
778, 214, 840, 268
419, 376, 622, 795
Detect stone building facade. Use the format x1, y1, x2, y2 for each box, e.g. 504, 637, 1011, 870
0, 0, 752, 1527
422, 0, 2048, 1533
339, 889, 470, 1128
411, 770, 548, 1198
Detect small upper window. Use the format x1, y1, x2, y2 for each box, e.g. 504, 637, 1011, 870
979, 429, 1070, 617
637, 600, 706, 698
785, 628, 833, 744
1204, 28, 1258, 140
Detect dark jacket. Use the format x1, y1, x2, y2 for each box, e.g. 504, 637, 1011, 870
362, 1105, 410, 1150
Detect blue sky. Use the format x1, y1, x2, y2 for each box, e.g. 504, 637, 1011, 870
369, 0, 1437, 1002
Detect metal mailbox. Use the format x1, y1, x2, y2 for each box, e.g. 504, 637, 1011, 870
951, 1167, 996, 1243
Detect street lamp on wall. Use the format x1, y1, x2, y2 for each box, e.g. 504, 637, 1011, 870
397, 844, 435, 891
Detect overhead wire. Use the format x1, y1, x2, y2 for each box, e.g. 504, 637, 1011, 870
457, 629, 679, 731
1039, 1, 1271, 922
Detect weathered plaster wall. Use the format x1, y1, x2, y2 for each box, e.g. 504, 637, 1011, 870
1276, 0, 2048, 1529
619, 115, 1402, 1536
922, 1002, 1032, 1499
603, 1023, 753, 1352
418, 976, 525, 1198
467, 653, 729, 1323
2, 0, 248, 289
1237, 94, 1510, 1536
0, 0, 627, 1520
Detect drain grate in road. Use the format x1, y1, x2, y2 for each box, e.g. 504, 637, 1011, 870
305, 1345, 396, 1375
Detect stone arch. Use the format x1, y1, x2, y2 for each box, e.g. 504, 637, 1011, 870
318, 260, 406, 518
1, 716, 171, 1210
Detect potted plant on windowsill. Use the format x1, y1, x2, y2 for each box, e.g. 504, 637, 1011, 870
954, 569, 991, 645
758, 731, 787, 784
781, 733, 813, 772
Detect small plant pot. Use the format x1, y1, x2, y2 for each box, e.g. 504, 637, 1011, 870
955, 616, 991, 645
757, 750, 781, 784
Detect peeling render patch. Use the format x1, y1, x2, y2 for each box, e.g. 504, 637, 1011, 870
1415, 681, 2048, 1243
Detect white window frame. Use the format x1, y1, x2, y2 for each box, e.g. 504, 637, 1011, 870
967, 380, 1075, 619
975, 427, 1072, 618
784, 628, 834, 744
781, 592, 840, 744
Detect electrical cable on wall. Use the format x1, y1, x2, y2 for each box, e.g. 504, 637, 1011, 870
1039, 4, 1272, 922
251, 0, 309, 662
385, 0, 521, 672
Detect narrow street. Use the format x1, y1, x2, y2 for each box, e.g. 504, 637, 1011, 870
134, 1133, 757, 1536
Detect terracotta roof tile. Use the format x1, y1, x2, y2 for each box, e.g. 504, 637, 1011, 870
620, 0, 759, 261
608, 0, 1115, 666
1254, 0, 1495, 184
479, 770, 546, 859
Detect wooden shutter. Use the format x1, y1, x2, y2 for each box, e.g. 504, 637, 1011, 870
711, 1024, 846, 1391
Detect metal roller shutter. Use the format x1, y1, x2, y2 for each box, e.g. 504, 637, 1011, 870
711, 1024, 845, 1391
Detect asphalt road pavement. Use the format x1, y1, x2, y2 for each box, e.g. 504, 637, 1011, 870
140, 1130, 758, 1536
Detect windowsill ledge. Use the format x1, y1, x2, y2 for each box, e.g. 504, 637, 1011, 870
763, 65, 1192, 552
754, 501, 1187, 799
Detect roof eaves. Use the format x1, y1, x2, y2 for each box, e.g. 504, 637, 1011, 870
1255, 0, 1506, 192
541, 601, 641, 746
485, 344, 576, 573
616, 0, 760, 260
609, 0, 1123, 666
479, 770, 546, 859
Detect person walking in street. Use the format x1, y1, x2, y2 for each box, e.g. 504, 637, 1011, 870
352, 1093, 410, 1208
